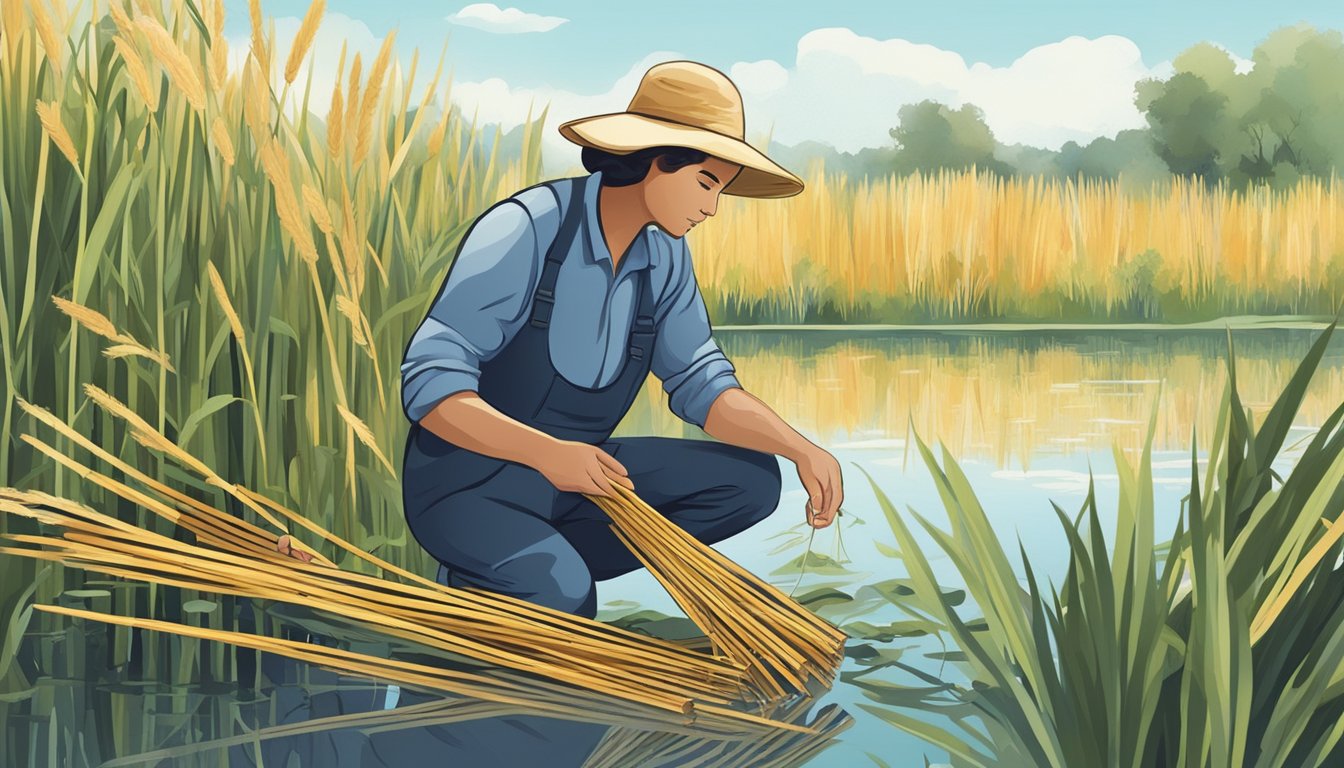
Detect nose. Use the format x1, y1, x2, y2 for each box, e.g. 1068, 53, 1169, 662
701, 195, 718, 219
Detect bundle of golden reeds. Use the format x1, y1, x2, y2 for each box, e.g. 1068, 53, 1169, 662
588, 486, 848, 701
0, 392, 806, 737
2, 386, 840, 735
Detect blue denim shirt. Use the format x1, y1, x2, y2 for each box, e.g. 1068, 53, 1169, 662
400, 171, 742, 429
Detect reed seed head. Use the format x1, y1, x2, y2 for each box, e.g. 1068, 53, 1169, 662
248, 0, 269, 77
326, 85, 344, 159
27, 0, 63, 79
34, 99, 81, 172
135, 15, 205, 112
284, 0, 325, 85
302, 184, 334, 234
112, 34, 157, 108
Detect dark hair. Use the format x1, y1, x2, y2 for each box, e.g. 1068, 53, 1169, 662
581, 145, 710, 186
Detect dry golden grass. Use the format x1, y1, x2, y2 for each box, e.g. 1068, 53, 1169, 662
354, 32, 395, 167
50, 295, 174, 372
27, 0, 64, 79
34, 99, 80, 172
283, 0, 324, 85
111, 34, 157, 107
690, 166, 1344, 322
134, 14, 205, 112
247, 0, 268, 77
592, 480, 847, 702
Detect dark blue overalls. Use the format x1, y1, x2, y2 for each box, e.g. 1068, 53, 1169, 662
401, 174, 782, 619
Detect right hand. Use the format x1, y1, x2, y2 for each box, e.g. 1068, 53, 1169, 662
535, 440, 635, 498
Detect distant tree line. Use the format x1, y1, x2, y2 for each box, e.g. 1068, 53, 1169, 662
768, 24, 1343, 193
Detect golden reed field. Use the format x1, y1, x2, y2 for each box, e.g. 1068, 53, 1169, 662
689, 167, 1344, 323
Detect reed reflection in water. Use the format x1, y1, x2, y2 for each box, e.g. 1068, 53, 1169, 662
617, 327, 1344, 470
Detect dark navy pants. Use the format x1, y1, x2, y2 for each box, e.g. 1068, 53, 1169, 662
403, 433, 782, 619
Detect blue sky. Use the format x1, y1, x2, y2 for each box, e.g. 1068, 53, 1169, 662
222, 1, 1344, 166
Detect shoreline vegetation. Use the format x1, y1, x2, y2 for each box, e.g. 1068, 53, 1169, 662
716, 315, 1340, 331
852, 323, 1344, 766
4, 0, 1344, 765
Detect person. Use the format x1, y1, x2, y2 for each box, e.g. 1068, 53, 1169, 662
279, 61, 845, 620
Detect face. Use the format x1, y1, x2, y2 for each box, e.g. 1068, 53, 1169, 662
642, 154, 743, 238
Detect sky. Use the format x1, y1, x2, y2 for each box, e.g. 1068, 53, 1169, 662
220, 1, 1344, 168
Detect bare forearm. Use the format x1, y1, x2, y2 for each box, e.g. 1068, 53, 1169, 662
418, 391, 561, 466
701, 387, 815, 462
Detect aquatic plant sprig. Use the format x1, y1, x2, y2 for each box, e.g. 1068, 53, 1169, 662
787, 504, 849, 598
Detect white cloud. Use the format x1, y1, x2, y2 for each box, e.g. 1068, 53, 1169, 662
737, 28, 1175, 152
448, 51, 679, 173
445, 3, 568, 34
444, 27, 1202, 164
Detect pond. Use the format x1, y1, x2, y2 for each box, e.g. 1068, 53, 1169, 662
4, 325, 1340, 767
601, 325, 1343, 766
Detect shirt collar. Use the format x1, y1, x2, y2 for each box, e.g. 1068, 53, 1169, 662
582, 171, 654, 273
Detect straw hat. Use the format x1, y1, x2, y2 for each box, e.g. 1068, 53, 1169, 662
558, 61, 804, 199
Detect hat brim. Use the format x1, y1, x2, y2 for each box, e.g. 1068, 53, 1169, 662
558, 113, 804, 199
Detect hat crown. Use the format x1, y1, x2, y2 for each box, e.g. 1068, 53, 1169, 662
626, 61, 745, 139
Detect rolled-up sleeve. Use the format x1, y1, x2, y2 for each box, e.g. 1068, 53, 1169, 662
400, 201, 539, 424
650, 239, 742, 429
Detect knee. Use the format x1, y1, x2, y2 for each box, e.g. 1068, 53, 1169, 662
495, 536, 597, 618
735, 449, 782, 522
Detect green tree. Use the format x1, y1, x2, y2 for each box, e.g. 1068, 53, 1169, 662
887, 100, 1014, 176
1135, 71, 1229, 181
1138, 25, 1344, 188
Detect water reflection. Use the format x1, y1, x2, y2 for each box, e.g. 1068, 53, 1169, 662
168, 651, 850, 768
225, 660, 610, 768
618, 327, 1344, 469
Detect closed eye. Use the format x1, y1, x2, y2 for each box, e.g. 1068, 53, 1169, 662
699, 182, 711, 190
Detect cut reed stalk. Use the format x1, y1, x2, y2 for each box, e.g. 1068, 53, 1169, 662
0, 485, 750, 708
589, 482, 848, 700
6, 352, 844, 734
4, 413, 838, 729
32, 603, 804, 737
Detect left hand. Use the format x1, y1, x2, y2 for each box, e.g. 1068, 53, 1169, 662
276, 534, 314, 563
792, 442, 843, 528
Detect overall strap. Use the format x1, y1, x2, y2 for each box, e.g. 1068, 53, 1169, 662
627, 261, 658, 362
529, 174, 591, 330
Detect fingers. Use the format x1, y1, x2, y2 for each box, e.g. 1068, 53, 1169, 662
595, 449, 629, 478
592, 450, 634, 492
585, 465, 620, 498
800, 474, 824, 528
603, 464, 636, 492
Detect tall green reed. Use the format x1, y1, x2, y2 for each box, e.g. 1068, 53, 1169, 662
854, 319, 1344, 767
0, 0, 543, 696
